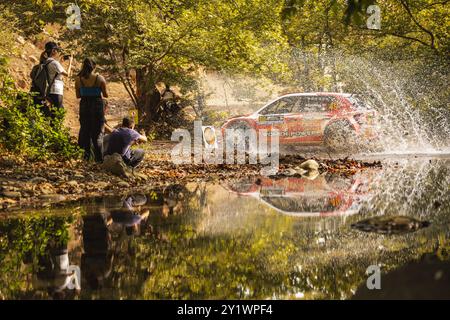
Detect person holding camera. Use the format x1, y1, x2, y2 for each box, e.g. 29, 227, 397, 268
31, 41, 72, 119
44, 42, 71, 111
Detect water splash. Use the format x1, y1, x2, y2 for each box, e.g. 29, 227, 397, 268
358, 158, 450, 219
311, 51, 450, 154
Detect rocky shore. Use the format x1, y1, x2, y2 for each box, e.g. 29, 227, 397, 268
0, 149, 382, 211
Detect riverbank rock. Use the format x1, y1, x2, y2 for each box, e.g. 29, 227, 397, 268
117, 181, 130, 188
66, 180, 78, 187
299, 159, 320, 171
1, 191, 21, 199
38, 194, 67, 202
280, 165, 319, 179
302, 169, 320, 180
29, 177, 47, 184
281, 168, 298, 176
102, 153, 132, 178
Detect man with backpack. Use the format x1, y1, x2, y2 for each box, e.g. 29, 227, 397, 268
30, 41, 71, 119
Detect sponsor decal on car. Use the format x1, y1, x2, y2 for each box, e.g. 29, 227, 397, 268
262, 130, 289, 137
290, 130, 321, 137
328, 101, 339, 111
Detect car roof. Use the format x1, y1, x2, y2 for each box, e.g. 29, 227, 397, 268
251, 92, 355, 115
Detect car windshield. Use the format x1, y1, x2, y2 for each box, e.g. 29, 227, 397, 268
260, 97, 299, 115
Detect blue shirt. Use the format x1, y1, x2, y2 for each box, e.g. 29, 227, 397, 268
105, 127, 141, 161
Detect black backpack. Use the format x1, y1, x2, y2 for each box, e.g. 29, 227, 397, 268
30, 59, 56, 101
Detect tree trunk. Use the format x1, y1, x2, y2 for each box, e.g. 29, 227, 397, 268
135, 67, 161, 127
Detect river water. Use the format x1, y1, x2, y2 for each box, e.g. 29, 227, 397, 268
1, 156, 449, 299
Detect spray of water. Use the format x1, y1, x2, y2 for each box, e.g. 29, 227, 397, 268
309, 51, 450, 154
358, 158, 450, 220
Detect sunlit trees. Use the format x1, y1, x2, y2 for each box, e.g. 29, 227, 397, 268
2, 0, 448, 130
9, 0, 289, 127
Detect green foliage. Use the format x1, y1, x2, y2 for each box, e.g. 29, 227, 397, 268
1, 0, 448, 137
3, 0, 448, 122
0, 73, 82, 160
278, 0, 449, 119
0, 11, 17, 58
202, 110, 230, 127
75, 0, 288, 105
0, 213, 75, 299
282, 0, 449, 55
0, 8, 80, 160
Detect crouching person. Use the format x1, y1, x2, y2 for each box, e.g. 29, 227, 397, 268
104, 117, 147, 168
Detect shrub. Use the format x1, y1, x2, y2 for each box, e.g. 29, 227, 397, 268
0, 67, 82, 160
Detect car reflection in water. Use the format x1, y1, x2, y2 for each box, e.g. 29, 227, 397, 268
225, 172, 373, 217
